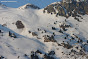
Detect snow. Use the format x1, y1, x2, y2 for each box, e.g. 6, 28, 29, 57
0, 3, 88, 59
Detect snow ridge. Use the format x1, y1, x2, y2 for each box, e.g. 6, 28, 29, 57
19, 3, 40, 9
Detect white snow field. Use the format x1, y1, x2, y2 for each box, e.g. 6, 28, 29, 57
0, 3, 88, 59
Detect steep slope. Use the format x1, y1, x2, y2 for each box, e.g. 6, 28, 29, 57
0, 2, 88, 59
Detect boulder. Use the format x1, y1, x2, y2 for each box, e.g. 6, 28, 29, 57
16, 20, 25, 29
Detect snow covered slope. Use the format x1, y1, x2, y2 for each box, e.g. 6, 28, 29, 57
0, 2, 88, 59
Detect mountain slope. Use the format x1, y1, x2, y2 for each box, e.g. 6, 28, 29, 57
0, 2, 88, 59
43, 1, 88, 18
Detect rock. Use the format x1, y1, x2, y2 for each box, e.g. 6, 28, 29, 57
2, 24, 7, 27
9, 31, 17, 38
24, 54, 30, 59
53, 32, 55, 36
52, 27, 56, 30
60, 24, 70, 31
44, 5, 56, 14
87, 40, 88, 43
28, 31, 31, 33
71, 49, 76, 53
0, 56, 4, 59
57, 43, 62, 46
44, 30, 47, 33
16, 20, 25, 29
31, 52, 39, 59
44, 35, 56, 42
32, 32, 38, 36
64, 37, 67, 39
43, 54, 55, 59
74, 17, 82, 22
48, 51, 55, 55
9, 31, 12, 37
59, 29, 63, 33
0, 30, 1, 33
36, 50, 42, 54
24, 54, 27, 56
37, 28, 41, 31
73, 34, 79, 38
71, 36, 74, 40
61, 43, 72, 49
17, 56, 20, 58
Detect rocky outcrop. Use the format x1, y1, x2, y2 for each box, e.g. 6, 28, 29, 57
43, 1, 88, 18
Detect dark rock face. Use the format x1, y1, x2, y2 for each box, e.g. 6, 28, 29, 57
16, 20, 25, 29
43, 1, 88, 18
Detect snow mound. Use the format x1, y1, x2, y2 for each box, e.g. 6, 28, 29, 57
19, 3, 40, 9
